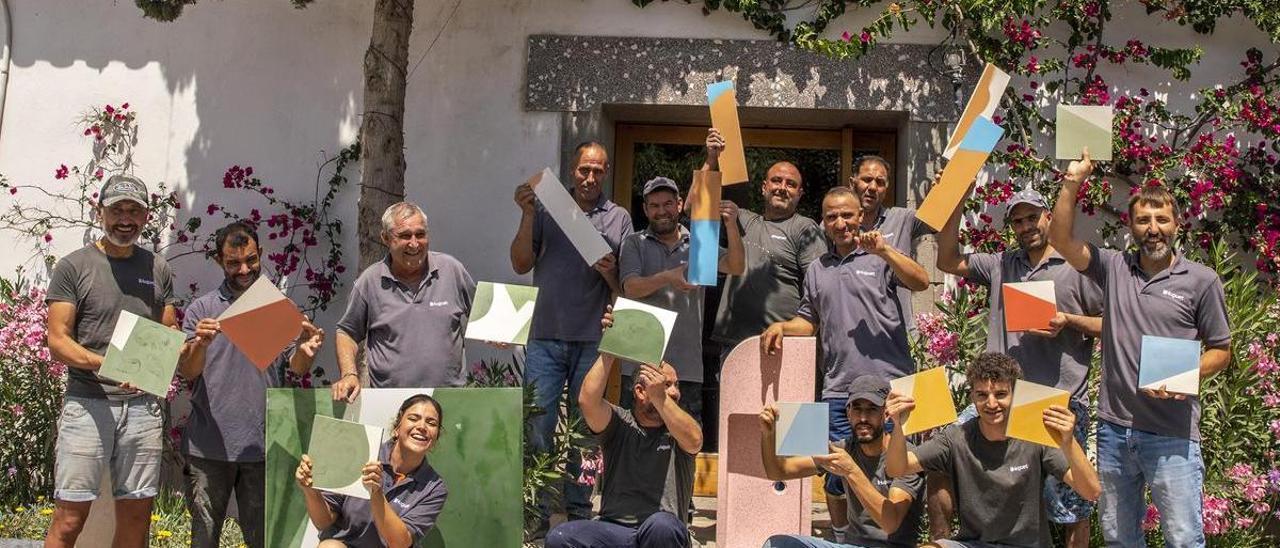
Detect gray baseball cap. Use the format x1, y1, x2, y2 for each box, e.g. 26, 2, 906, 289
641, 176, 680, 197
1006, 188, 1048, 216
845, 374, 890, 407
99, 174, 149, 208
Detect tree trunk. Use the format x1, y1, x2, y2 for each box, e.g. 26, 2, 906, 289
357, 0, 415, 269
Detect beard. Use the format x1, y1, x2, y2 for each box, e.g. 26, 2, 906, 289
649, 217, 678, 235
104, 231, 139, 247
1141, 238, 1172, 261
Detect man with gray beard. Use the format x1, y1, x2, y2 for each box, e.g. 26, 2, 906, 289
1049, 150, 1232, 548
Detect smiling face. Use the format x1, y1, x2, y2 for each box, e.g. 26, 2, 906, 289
1130, 201, 1178, 262
760, 162, 803, 218
98, 201, 148, 248
644, 189, 683, 236
382, 213, 429, 273
850, 160, 890, 217
572, 145, 609, 204
218, 238, 261, 293
393, 401, 442, 456
1007, 203, 1051, 251
970, 379, 1014, 427
845, 399, 886, 443
822, 192, 863, 253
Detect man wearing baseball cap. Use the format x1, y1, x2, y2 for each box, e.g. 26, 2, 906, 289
934, 186, 1104, 547
617, 176, 745, 423
759, 374, 925, 547
45, 174, 178, 546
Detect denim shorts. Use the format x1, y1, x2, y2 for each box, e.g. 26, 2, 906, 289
54, 395, 164, 502
957, 400, 1096, 524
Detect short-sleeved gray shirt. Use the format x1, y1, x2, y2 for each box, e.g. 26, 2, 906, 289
530, 196, 633, 342
46, 244, 177, 399
618, 227, 719, 383
866, 206, 932, 329
913, 421, 1069, 548
796, 249, 916, 399
965, 249, 1103, 405
842, 438, 925, 548
181, 282, 291, 462
321, 441, 447, 547
1083, 245, 1231, 440
336, 252, 475, 388
712, 210, 826, 346
596, 404, 695, 525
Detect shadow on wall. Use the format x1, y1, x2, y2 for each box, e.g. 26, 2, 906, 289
6, 0, 367, 299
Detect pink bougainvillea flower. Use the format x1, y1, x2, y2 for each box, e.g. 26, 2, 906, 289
54, 164, 69, 180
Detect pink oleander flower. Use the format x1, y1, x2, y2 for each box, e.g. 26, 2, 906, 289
1203, 495, 1232, 535
1142, 503, 1161, 531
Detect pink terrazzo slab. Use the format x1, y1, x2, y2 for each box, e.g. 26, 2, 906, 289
716, 336, 818, 548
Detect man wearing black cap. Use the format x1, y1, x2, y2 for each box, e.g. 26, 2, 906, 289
759, 374, 926, 548
617, 176, 744, 423
44, 174, 178, 547
935, 187, 1103, 546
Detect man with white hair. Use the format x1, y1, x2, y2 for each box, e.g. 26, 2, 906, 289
331, 202, 475, 401
44, 174, 178, 547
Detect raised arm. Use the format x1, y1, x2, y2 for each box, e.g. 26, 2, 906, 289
836, 455, 918, 534
758, 405, 820, 480
718, 200, 746, 275
1044, 405, 1101, 501
1049, 150, 1095, 272
365, 463, 416, 548
510, 176, 539, 275
641, 363, 703, 454
935, 181, 973, 277
295, 455, 338, 530
861, 231, 930, 292
578, 353, 616, 434
884, 391, 924, 477
286, 320, 325, 376
701, 128, 723, 172
177, 318, 220, 381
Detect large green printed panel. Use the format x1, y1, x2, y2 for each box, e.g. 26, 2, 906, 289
265, 388, 523, 547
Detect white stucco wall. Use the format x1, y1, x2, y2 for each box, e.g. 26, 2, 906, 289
0, 0, 1273, 377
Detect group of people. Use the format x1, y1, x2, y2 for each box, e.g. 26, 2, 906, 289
38, 124, 1229, 548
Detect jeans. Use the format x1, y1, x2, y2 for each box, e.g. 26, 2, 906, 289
54, 395, 163, 501
184, 455, 265, 548
525, 338, 599, 520
762, 534, 874, 548
545, 512, 690, 548
1097, 420, 1204, 547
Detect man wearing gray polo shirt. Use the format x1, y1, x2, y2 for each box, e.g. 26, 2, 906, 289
761, 186, 930, 542
1050, 151, 1232, 547
511, 141, 633, 525
44, 175, 177, 547
936, 188, 1103, 547
178, 221, 325, 548
618, 176, 744, 423
700, 128, 827, 361
332, 202, 475, 401
847, 155, 934, 320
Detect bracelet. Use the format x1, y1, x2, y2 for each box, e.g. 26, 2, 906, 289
340, 371, 358, 380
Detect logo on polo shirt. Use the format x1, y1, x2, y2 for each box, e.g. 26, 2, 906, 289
137, 278, 155, 286
428, 300, 450, 307
1009, 464, 1030, 473
882, 232, 895, 239
770, 234, 788, 241
1161, 289, 1188, 301
657, 442, 672, 452
855, 270, 877, 277
391, 497, 411, 509
873, 478, 891, 487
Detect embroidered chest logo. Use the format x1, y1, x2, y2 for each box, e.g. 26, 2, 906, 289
428, 300, 450, 307
1161, 289, 1188, 302
1009, 464, 1030, 473
136, 278, 155, 286
855, 270, 877, 277
769, 234, 788, 241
